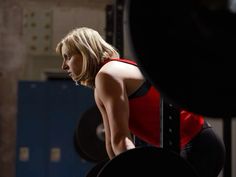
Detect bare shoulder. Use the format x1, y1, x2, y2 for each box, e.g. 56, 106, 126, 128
100, 60, 139, 73
95, 70, 120, 88
96, 61, 145, 97
95, 69, 124, 99
95, 62, 124, 88
98, 61, 143, 81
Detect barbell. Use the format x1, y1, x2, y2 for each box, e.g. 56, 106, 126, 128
86, 146, 199, 177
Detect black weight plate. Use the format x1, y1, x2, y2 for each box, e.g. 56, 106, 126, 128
85, 159, 110, 177
128, 0, 236, 118
73, 132, 97, 162
97, 146, 199, 177
75, 105, 109, 163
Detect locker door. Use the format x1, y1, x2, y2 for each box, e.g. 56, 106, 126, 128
16, 81, 48, 177
46, 81, 94, 177
16, 81, 94, 177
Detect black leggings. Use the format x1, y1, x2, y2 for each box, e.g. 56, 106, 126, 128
180, 121, 226, 177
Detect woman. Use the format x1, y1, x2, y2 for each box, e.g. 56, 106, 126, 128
56, 27, 225, 177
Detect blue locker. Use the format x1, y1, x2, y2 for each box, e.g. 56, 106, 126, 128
16, 81, 95, 177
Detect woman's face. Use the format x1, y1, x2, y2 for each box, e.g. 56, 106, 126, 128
61, 44, 83, 82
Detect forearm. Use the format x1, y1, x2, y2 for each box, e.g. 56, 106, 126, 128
106, 141, 116, 159
112, 137, 135, 156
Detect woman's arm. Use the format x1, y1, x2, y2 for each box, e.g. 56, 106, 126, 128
95, 71, 135, 157
94, 90, 116, 159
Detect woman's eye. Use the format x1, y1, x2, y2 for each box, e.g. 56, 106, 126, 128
64, 54, 71, 60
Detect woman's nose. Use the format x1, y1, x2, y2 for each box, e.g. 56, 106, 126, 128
61, 61, 68, 71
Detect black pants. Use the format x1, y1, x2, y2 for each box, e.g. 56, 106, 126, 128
180, 121, 226, 177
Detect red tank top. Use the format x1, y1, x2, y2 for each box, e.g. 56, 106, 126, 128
101, 58, 204, 149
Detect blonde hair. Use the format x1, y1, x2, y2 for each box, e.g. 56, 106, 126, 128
56, 27, 120, 88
